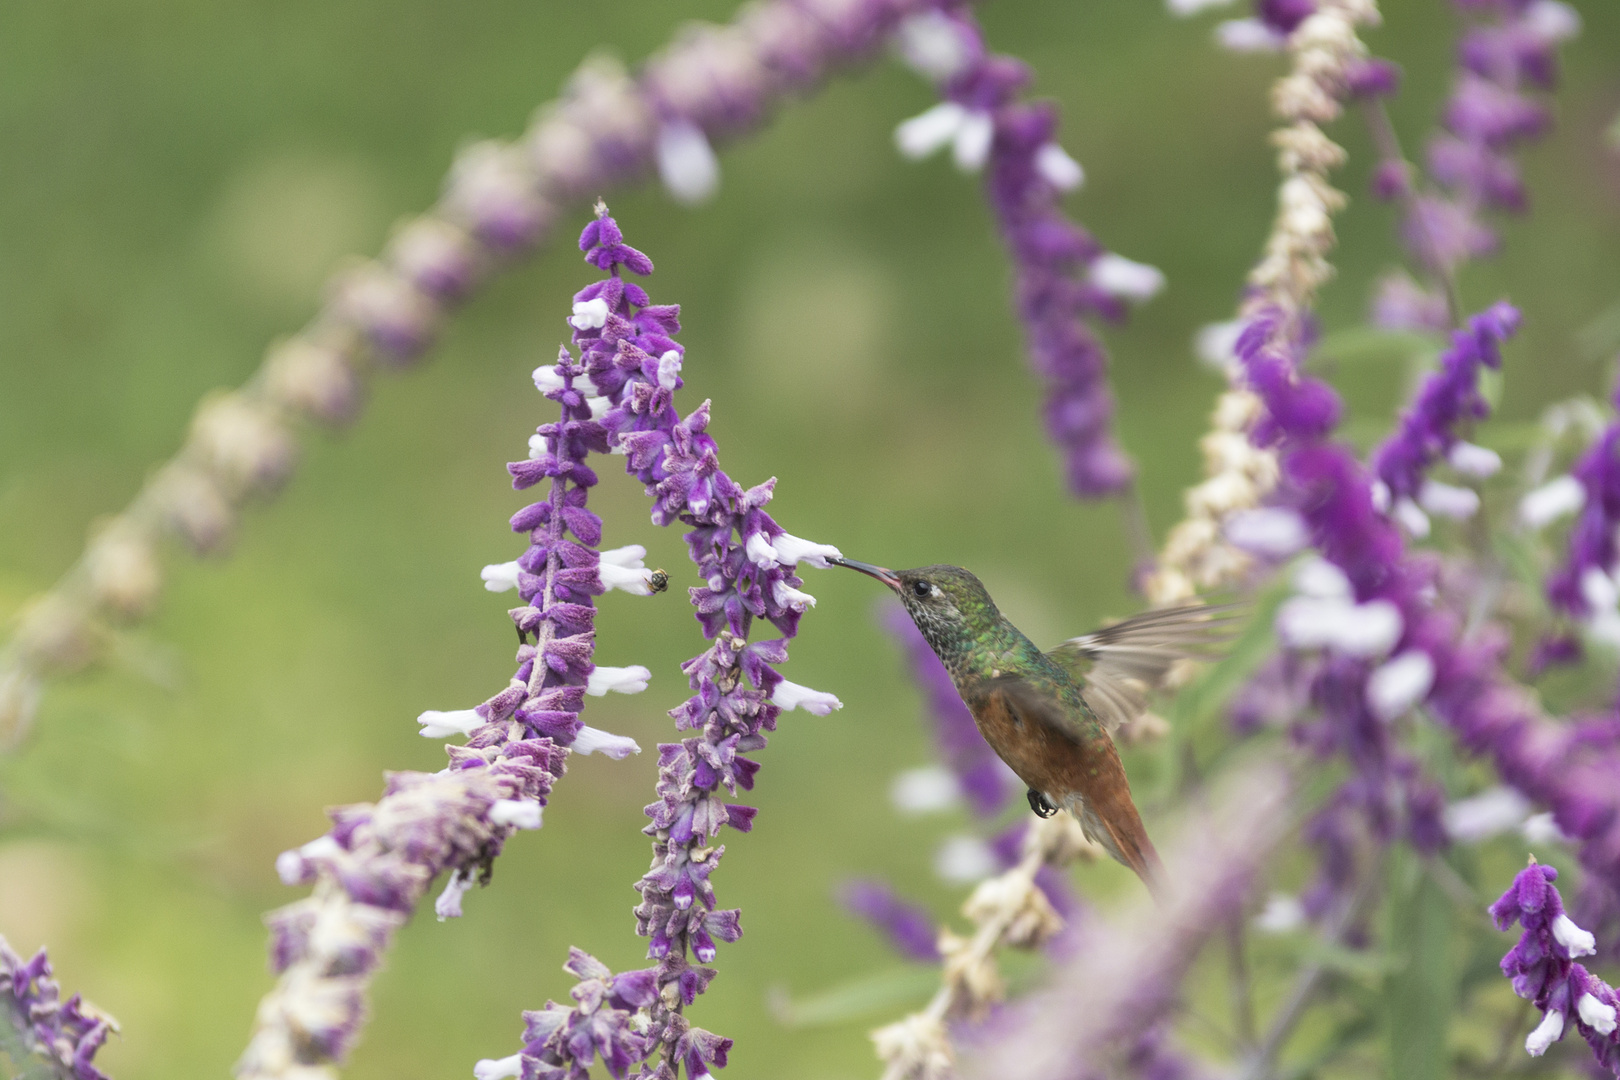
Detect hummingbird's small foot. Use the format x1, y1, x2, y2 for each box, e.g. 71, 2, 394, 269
1027, 788, 1058, 819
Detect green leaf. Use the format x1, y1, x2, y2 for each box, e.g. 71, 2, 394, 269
1385, 852, 1454, 1080
768, 966, 939, 1028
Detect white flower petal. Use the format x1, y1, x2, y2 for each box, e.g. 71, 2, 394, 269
1520, 475, 1585, 528
1034, 143, 1085, 191
1526, 1007, 1565, 1056
772, 579, 817, 610
1293, 557, 1352, 599
744, 531, 779, 568
1443, 786, 1530, 842
1393, 497, 1432, 538
588, 396, 610, 420
1277, 596, 1402, 657
1168, 0, 1236, 11
418, 708, 486, 739
1581, 566, 1619, 613
1589, 612, 1620, 650
1553, 913, 1597, 958
657, 349, 683, 390
895, 102, 967, 159
935, 835, 999, 884
1523, 812, 1570, 845
1194, 319, 1244, 368
586, 665, 652, 696
772, 678, 843, 715
890, 765, 962, 815
1579, 993, 1617, 1035
1215, 17, 1286, 52
1525, 0, 1581, 43
893, 11, 974, 80
600, 544, 648, 568
533, 365, 565, 392
490, 799, 543, 829
656, 121, 721, 206
600, 562, 655, 596
951, 110, 994, 172
481, 561, 522, 593
1448, 441, 1501, 478
572, 725, 642, 759
435, 871, 473, 921
569, 297, 611, 331
528, 433, 548, 460
1224, 507, 1308, 558
1419, 479, 1480, 521
1370, 480, 1392, 513
1367, 650, 1436, 721
1090, 253, 1166, 302
474, 1054, 524, 1080
770, 532, 843, 569
1253, 892, 1305, 934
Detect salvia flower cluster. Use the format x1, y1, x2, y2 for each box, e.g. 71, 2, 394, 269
0, 937, 113, 1080
891, 5, 1163, 498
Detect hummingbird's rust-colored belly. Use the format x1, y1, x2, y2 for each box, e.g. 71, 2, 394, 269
969, 687, 1099, 798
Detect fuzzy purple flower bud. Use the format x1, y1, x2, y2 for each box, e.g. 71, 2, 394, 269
1, 936, 115, 1080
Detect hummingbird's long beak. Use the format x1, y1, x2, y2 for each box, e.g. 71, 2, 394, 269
830, 557, 902, 592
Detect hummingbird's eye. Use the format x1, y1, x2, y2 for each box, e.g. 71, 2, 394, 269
911, 580, 931, 599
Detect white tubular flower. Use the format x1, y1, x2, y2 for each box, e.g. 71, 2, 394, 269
1526, 1007, 1565, 1056
770, 532, 843, 568
600, 562, 655, 595
893, 11, 974, 80
586, 665, 652, 696
1253, 892, 1305, 933
1526, 0, 1581, 43
772, 579, 817, 610
1224, 507, 1308, 558
1448, 440, 1502, 478
1552, 914, 1598, 958
569, 297, 611, 330
1367, 650, 1436, 721
744, 531, 779, 568
1371, 480, 1392, 513
657, 349, 683, 389
481, 561, 522, 592
656, 121, 721, 206
1442, 786, 1530, 842
1168, 0, 1236, 12
276, 835, 340, 885
952, 110, 995, 172
417, 708, 485, 739
1090, 253, 1166, 302
490, 799, 543, 829
890, 765, 961, 815
1194, 319, 1245, 368
934, 834, 998, 883
587, 396, 610, 421
1392, 497, 1432, 538
1034, 143, 1085, 191
895, 102, 967, 159
771, 678, 843, 715
1579, 993, 1618, 1035
572, 726, 642, 759
533, 365, 565, 392
1293, 556, 1352, 599
601, 544, 648, 567
1521, 475, 1585, 528
1216, 17, 1287, 52
474, 1054, 524, 1080
1581, 566, 1619, 612
434, 870, 473, 921
1419, 479, 1480, 520
528, 433, 549, 460
1276, 597, 1402, 658
1523, 812, 1570, 845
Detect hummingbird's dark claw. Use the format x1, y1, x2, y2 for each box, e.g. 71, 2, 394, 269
1028, 788, 1058, 819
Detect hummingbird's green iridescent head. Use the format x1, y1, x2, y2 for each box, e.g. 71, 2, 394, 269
831, 559, 1005, 676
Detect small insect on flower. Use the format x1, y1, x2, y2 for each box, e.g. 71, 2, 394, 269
648, 568, 670, 594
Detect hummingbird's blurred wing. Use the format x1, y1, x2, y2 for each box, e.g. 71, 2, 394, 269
1045, 603, 1241, 733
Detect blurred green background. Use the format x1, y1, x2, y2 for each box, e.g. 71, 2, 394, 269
0, 1, 1617, 1077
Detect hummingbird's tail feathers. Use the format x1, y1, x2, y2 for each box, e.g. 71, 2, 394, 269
1048, 602, 1246, 734
1067, 792, 1164, 899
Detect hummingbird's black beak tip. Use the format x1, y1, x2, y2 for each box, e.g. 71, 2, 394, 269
830, 556, 902, 593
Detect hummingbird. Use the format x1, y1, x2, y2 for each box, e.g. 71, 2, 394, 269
832, 558, 1234, 891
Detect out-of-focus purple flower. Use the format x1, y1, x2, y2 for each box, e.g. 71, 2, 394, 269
1369, 271, 1450, 334
840, 880, 942, 962
1492, 861, 1620, 1069
0, 936, 115, 1080
1546, 379, 1620, 631
891, 8, 1159, 497
883, 605, 1015, 816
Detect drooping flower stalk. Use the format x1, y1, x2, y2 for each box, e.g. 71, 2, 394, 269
1492, 860, 1620, 1071
890, 7, 1162, 503
237, 211, 656, 1080
0, 0, 958, 750
472, 208, 846, 1080
1, 936, 115, 1080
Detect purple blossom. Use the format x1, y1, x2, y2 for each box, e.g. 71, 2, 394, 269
0, 936, 114, 1080
839, 880, 942, 962
1492, 861, 1620, 1070
1545, 377, 1620, 625
893, 8, 1158, 497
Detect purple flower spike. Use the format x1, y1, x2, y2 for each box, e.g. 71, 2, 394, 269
0, 936, 115, 1080
1545, 376, 1620, 637
1492, 860, 1620, 1068
839, 879, 942, 962
891, 8, 1158, 498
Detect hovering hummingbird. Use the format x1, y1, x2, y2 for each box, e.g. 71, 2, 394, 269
832, 558, 1234, 892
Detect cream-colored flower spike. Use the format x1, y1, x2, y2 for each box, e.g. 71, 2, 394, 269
1145, 0, 1379, 611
